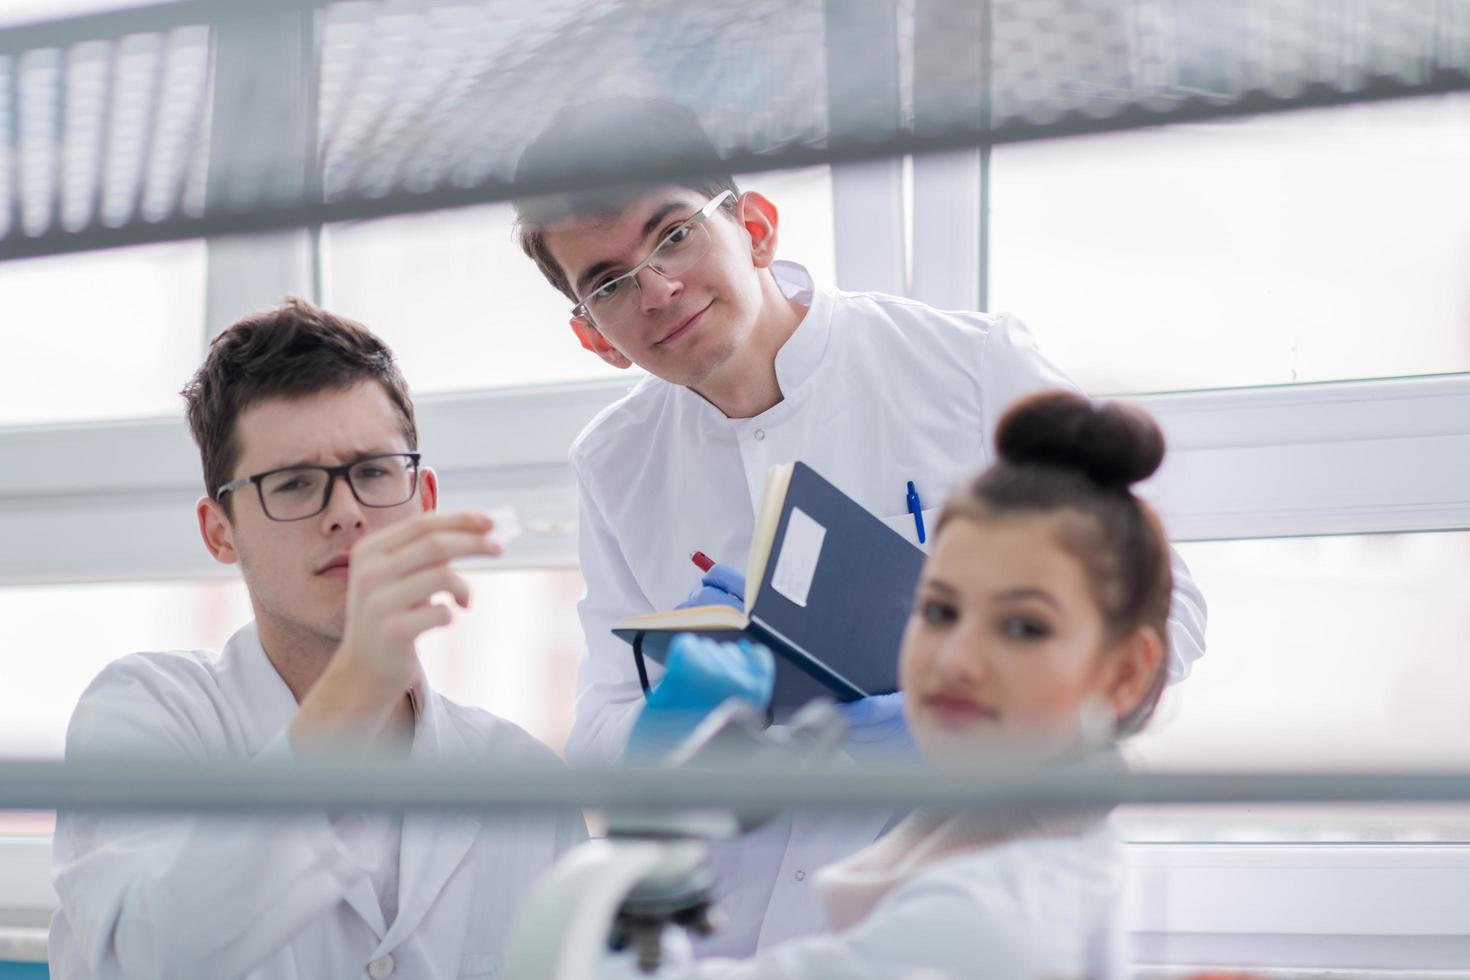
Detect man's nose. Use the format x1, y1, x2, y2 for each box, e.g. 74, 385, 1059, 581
636, 265, 681, 313
319, 473, 367, 534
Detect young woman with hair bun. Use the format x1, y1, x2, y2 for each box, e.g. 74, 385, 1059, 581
606, 390, 1176, 979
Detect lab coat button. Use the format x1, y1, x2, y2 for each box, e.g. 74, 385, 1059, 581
794, 869, 806, 881
754, 428, 766, 441
367, 954, 396, 979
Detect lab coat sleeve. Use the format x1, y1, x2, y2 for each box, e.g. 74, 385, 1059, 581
978, 314, 1208, 682
564, 454, 658, 766
51, 661, 363, 980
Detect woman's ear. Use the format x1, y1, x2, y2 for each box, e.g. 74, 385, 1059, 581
1101, 625, 1165, 724
738, 191, 780, 269
569, 316, 634, 369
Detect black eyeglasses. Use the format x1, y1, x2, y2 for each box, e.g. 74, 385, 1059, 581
216, 453, 422, 522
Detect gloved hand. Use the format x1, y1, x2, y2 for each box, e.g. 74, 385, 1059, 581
674, 563, 746, 611
836, 692, 917, 764
626, 634, 775, 762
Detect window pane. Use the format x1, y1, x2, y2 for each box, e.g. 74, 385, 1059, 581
990, 95, 1470, 393
0, 578, 250, 836
1123, 531, 1470, 842
416, 568, 583, 756
0, 568, 581, 834
0, 579, 253, 759
0, 570, 581, 759
0, 0, 140, 26
0, 241, 206, 425
321, 166, 835, 393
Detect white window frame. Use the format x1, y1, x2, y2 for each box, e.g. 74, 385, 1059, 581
1128, 843, 1470, 971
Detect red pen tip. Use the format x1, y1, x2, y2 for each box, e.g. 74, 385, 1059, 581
690, 550, 715, 573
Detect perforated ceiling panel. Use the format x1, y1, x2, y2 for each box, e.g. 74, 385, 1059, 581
2, 0, 1467, 260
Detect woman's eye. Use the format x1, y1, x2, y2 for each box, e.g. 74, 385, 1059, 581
919, 601, 956, 625
1002, 617, 1050, 640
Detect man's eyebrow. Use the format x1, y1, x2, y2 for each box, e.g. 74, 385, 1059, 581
258, 447, 398, 472
573, 201, 691, 296
639, 201, 687, 241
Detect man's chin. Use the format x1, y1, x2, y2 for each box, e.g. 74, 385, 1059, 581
662, 340, 739, 390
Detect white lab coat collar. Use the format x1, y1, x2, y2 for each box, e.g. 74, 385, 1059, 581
769, 260, 829, 398
219, 621, 310, 757
221, 622, 481, 948
388, 678, 480, 953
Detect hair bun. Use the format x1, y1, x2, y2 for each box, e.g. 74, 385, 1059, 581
995, 391, 1164, 491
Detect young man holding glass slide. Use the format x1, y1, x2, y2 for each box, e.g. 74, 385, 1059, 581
49, 300, 583, 980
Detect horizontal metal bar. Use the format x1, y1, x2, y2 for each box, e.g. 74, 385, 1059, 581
10, 760, 1470, 814
4, 69, 1468, 263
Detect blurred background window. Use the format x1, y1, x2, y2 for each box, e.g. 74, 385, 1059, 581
0, 241, 206, 425
1122, 530, 1470, 842
0, 568, 584, 836
990, 94, 1470, 394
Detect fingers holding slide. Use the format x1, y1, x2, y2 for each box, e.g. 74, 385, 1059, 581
372, 566, 473, 615
376, 529, 502, 580
387, 601, 456, 645
356, 510, 495, 556
336, 512, 496, 689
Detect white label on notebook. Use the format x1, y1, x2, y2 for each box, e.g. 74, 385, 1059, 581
770, 507, 826, 608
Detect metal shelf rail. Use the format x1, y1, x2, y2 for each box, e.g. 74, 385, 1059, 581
2, 0, 1467, 262
10, 759, 1470, 815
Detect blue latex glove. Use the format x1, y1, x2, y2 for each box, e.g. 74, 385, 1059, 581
674, 563, 746, 611
836, 692, 917, 763
626, 634, 775, 761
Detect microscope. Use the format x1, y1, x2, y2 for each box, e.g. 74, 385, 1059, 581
502, 699, 848, 978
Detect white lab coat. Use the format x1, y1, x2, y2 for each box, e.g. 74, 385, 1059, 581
567, 261, 1208, 954
604, 821, 1128, 980
48, 622, 586, 980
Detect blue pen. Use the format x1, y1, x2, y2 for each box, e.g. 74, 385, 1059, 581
906, 480, 926, 544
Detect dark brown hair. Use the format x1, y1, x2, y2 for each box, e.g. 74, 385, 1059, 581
512, 97, 741, 303
181, 298, 416, 508
939, 390, 1173, 736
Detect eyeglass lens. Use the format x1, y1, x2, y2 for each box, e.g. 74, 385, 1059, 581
259, 456, 418, 520
584, 218, 711, 326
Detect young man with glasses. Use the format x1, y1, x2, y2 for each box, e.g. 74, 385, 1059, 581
49, 299, 584, 980
513, 98, 1209, 957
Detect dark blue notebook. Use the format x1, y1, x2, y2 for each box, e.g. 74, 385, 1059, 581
613, 461, 926, 715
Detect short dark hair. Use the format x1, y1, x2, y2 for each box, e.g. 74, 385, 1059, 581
939, 391, 1174, 737
512, 97, 741, 303
181, 298, 417, 507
